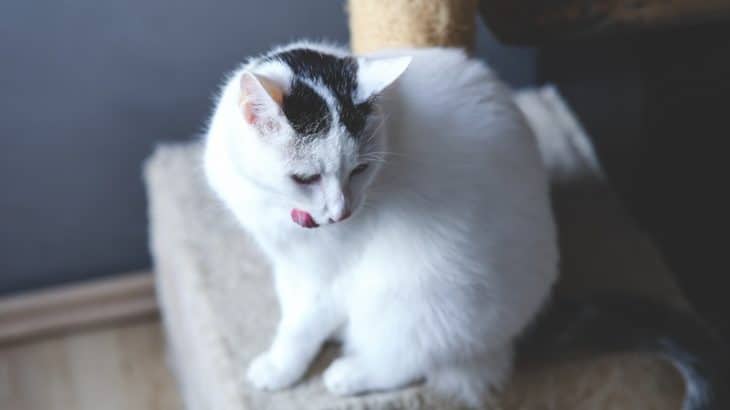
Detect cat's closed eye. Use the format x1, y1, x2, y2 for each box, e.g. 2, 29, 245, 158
350, 163, 369, 177
291, 174, 321, 185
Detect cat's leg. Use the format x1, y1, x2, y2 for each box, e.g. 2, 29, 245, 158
322, 310, 431, 395
321, 269, 514, 406
247, 265, 341, 390
322, 351, 424, 396
322, 274, 429, 395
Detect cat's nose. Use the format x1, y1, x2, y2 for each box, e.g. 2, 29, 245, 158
326, 187, 350, 223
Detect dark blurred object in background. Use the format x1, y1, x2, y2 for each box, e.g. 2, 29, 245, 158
633, 24, 730, 341
537, 22, 730, 341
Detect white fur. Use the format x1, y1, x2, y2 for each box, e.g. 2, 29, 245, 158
204, 43, 558, 407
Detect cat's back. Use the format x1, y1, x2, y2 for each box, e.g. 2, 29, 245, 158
372, 47, 546, 205
374, 47, 517, 136
366, 48, 556, 280
374, 47, 538, 168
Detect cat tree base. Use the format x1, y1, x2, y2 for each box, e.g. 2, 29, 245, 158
145, 87, 686, 409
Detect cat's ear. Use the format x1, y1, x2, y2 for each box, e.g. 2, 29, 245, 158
354, 56, 411, 103
239, 72, 285, 131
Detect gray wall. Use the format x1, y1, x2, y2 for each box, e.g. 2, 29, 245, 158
0, 1, 534, 295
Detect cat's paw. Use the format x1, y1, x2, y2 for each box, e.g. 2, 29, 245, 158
323, 357, 368, 396
246, 352, 301, 391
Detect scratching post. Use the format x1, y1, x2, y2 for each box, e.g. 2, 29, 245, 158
147, 2, 689, 409
348, 0, 478, 54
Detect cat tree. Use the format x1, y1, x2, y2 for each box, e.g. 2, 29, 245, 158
145, 0, 688, 408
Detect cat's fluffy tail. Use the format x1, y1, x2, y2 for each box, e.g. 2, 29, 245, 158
518, 294, 730, 410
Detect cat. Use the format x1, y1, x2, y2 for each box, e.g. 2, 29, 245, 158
203, 41, 558, 406
202, 41, 730, 409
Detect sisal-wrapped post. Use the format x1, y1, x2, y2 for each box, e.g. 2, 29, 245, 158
348, 0, 478, 54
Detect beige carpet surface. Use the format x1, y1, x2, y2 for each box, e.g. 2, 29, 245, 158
145, 86, 686, 409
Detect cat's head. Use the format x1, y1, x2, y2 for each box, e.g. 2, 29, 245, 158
233, 47, 410, 228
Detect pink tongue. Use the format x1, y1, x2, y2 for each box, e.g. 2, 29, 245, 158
291, 209, 318, 228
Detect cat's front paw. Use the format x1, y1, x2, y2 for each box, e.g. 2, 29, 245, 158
246, 352, 301, 391
323, 357, 368, 396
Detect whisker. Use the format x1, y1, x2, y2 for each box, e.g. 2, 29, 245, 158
365, 151, 406, 158
362, 114, 389, 145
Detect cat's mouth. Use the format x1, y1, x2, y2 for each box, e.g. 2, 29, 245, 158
291, 209, 319, 229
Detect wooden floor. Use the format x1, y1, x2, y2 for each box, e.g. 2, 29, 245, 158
0, 317, 181, 410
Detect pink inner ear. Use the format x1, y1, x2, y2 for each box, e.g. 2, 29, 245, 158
242, 101, 257, 124
257, 75, 284, 106
240, 97, 280, 133
239, 72, 284, 128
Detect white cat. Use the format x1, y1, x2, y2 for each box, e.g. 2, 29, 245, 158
203, 41, 558, 407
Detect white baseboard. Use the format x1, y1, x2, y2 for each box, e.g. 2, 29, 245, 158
0, 271, 158, 344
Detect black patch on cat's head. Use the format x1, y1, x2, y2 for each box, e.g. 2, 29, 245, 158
282, 81, 331, 135
267, 48, 373, 138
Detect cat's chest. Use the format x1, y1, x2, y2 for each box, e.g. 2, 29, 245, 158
263, 223, 360, 272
